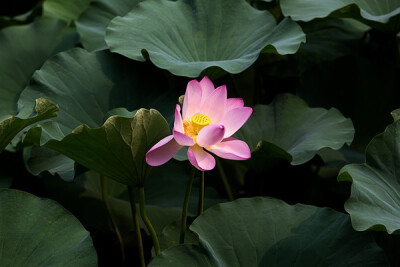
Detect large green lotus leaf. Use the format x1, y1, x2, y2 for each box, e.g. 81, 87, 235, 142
0, 17, 77, 121
280, 0, 400, 32
0, 189, 97, 266
19, 48, 175, 138
76, 0, 142, 52
234, 94, 354, 166
42, 0, 92, 23
26, 109, 170, 186
0, 98, 58, 153
105, 0, 305, 77
18, 48, 176, 178
150, 197, 387, 266
338, 120, 400, 234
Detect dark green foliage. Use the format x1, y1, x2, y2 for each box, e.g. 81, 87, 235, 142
1, 0, 399, 265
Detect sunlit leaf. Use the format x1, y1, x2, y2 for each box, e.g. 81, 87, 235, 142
26, 109, 170, 186
234, 94, 354, 167
105, 0, 305, 77
0, 189, 97, 266
338, 119, 400, 234
150, 198, 387, 266
0, 98, 58, 153
391, 108, 400, 122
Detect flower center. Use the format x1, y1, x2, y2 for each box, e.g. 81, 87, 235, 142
183, 114, 211, 143
191, 114, 210, 132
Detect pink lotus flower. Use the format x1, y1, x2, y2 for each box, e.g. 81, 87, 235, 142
146, 77, 252, 171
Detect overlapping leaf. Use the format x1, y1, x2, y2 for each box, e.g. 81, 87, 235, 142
0, 189, 97, 266
19, 48, 175, 138
18, 48, 176, 179
338, 119, 400, 234
280, 0, 400, 32
234, 94, 354, 168
0, 98, 58, 153
105, 0, 305, 77
76, 0, 143, 51
0, 17, 77, 121
150, 198, 387, 266
26, 109, 170, 186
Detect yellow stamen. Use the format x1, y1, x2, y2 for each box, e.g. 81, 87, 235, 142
191, 114, 211, 133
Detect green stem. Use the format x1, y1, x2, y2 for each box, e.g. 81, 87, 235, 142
216, 158, 234, 201
100, 176, 126, 265
139, 187, 161, 256
180, 168, 196, 244
198, 171, 205, 215
128, 187, 145, 267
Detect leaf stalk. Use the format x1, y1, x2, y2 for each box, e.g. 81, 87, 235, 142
179, 168, 196, 244
100, 176, 126, 265
139, 186, 161, 255
216, 157, 234, 201
198, 171, 205, 215
128, 186, 145, 267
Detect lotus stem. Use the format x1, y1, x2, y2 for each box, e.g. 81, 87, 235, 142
128, 186, 145, 267
180, 168, 196, 244
139, 186, 161, 255
100, 176, 126, 265
198, 171, 205, 215
216, 157, 234, 201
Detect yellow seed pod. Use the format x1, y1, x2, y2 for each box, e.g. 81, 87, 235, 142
191, 114, 211, 133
